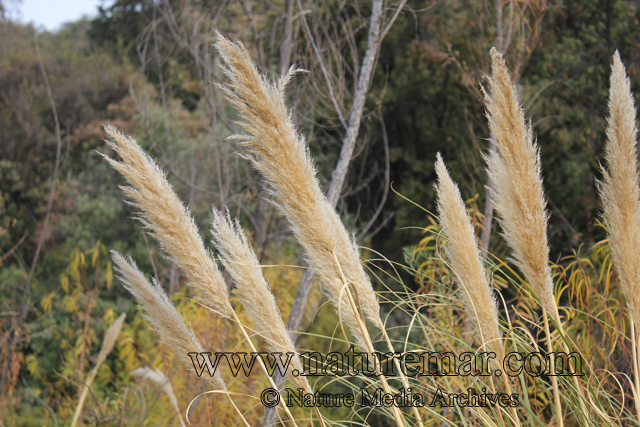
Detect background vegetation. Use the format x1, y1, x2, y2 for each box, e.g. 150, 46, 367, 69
2, 0, 640, 425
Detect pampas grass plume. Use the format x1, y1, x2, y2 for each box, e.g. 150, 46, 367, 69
598, 51, 640, 325
71, 312, 126, 427
102, 125, 233, 319
435, 154, 503, 361
214, 34, 382, 346
131, 367, 186, 427
96, 312, 127, 367
211, 209, 311, 393
483, 48, 558, 321
111, 251, 226, 391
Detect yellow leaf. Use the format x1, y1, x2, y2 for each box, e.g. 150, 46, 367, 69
40, 293, 55, 313
61, 276, 69, 294
62, 295, 78, 313
105, 260, 113, 289
103, 309, 115, 324
74, 335, 85, 357
25, 354, 42, 379
91, 247, 99, 267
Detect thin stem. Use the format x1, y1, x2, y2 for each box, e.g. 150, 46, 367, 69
71, 367, 98, 427
542, 307, 563, 427
487, 374, 506, 425
231, 311, 307, 427
551, 307, 590, 421
502, 373, 521, 427
632, 321, 640, 426
331, 250, 407, 427
380, 327, 424, 427
227, 394, 253, 427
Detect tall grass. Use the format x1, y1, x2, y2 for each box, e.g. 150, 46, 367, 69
98, 33, 640, 427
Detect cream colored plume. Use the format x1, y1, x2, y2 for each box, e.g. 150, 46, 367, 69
131, 367, 186, 427
102, 125, 233, 319
214, 34, 381, 348
435, 154, 503, 361
483, 48, 558, 320
598, 51, 640, 324
211, 209, 311, 392
112, 251, 226, 391
96, 312, 127, 366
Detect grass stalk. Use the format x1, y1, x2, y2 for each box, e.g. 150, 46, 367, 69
230, 309, 306, 427
380, 327, 425, 427
502, 375, 520, 427
211, 209, 324, 426
71, 313, 126, 427
598, 50, 640, 425
332, 250, 407, 427
542, 308, 563, 427
633, 321, 640, 425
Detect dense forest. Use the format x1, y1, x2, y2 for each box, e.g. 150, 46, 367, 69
2, 0, 640, 426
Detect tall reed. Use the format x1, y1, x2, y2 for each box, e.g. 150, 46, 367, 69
597, 50, 640, 423
435, 153, 503, 361
214, 35, 379, 344
483, 47, 566, 425
210, 209, 311, 394
435, 153, 521, 427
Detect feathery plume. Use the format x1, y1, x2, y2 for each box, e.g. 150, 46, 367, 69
71, 313, 126, 427
96, 312, 127, 367
112, 251, 226, 391
214, 34, 381, 348
102, 125, 233, 319
131, 367, 186, 427
211, 209, 311, 392
103, 129, 303, 426
435, 154, 503, 361
484, 48, 568, 425
483, 48, 558, 320
598, 51, 640, 324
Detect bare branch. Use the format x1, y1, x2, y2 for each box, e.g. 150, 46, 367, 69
327, 0, 384, 207
297, 0, 348, 129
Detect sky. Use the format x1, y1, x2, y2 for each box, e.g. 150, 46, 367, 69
15, 0, 113, 31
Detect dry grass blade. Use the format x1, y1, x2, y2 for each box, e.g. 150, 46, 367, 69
71, 313, 126, 427
131, 367, 186, 427
102, 125, 233, 319
214, 34, 381, 349
210, 208, 311, 393
435, 153, 503, 361
111, 251, 226, 391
